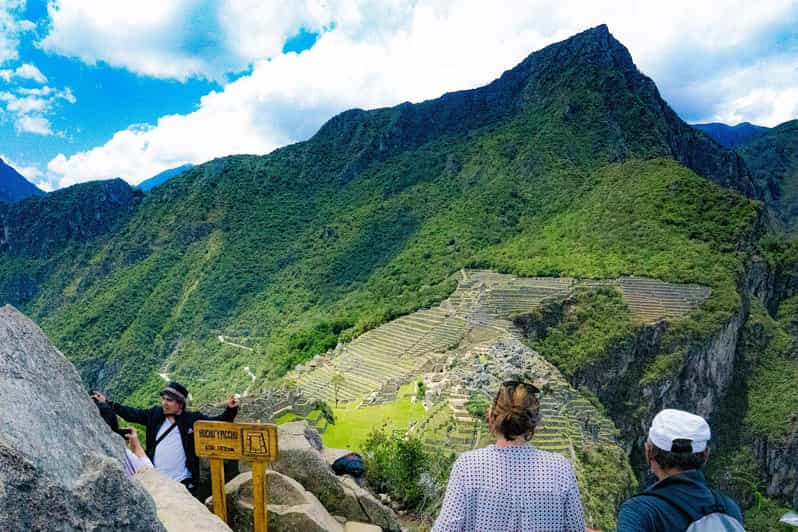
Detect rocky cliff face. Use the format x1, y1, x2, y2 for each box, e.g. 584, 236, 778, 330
559, 309, 746, 453
519, 246, 798, 508
747, 251, 798, 507
754, 432, 798, 508
0, 305, 164, 531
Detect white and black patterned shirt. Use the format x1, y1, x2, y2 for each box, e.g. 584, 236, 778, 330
432, 444, 585, 532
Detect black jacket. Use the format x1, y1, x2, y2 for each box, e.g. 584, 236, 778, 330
110, 401, 238, 482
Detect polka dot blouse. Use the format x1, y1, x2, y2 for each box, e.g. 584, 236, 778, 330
432, 444, 586, 532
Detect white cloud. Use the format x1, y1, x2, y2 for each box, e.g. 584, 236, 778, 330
0, 3, 77, 136
14, 63, 47, 83
44, 0, 798, 187
0, 84, 76, 135
684, 55, 798, 127
0, 0, 36, 65
39, 0, 333, 81
16, 115, 53, 135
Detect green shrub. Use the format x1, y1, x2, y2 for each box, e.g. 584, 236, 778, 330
362, 428, 455, 517
465, 392, 489, 420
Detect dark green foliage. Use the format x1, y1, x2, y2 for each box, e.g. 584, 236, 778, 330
707, 448, 793, 532
416, 380, 426, 401
362, 428, 455, 516
312, 400, 335, 426
742, 301, 797, 440
743, 498, 795, 532
465, 393, 489, 421
531, 287, 635, 376
575, 446, 637, 531
759, 232, 798, 270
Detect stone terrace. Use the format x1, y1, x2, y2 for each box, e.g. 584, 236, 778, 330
289, 270, 710, 406
618, 276, 711, 323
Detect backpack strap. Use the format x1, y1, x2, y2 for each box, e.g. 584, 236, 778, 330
634, 489, 731, 523
154, 421, 178, 448
635, 491, 702, 523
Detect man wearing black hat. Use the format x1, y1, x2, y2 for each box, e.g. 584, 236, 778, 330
91, 381, 240, 495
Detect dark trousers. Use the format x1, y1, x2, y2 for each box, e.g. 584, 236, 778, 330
181, 477, 199, 499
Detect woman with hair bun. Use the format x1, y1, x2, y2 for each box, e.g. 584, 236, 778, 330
432, 379, 586, 531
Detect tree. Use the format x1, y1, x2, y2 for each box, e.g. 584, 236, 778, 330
330, 372, 346, 407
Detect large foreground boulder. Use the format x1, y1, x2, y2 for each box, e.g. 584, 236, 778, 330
215, 470, 344, 532
271, 421, 400, 531
0, 305, 164, 531
136, 468, 231, 531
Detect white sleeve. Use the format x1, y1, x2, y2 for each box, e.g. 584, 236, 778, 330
126, 448, 154, 473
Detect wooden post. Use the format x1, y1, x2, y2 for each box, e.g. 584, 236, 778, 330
210, 458, 227, 523
251, 462, 268, 532
194, 421, 278, 530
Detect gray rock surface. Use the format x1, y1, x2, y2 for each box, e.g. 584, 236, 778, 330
755, 422, 798, 507
0, 305, 164, 531
135, 467, 231, 531
272, 421, 401, 531
213, 470, 344, 532
343, 523, 382, 532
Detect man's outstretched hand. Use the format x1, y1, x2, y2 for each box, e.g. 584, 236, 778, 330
227, 394, 241, 409
91, 391, 107, 403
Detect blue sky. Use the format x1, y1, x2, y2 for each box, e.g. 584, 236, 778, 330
1, 1, 797, 191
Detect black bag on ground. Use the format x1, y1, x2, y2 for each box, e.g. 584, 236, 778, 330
332, 452, 365, 477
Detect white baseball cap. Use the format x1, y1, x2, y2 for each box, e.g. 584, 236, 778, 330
648, 409, 711, 453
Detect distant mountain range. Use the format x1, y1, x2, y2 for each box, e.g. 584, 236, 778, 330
137, 164, 193, 192
693, 121, 769, 148
0, 158, 44, 203
736, 119, 798, 229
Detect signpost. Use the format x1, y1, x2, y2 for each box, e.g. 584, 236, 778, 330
194, 421, 279, 532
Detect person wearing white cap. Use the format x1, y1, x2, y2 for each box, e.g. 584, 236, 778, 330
617, 409, 743, 531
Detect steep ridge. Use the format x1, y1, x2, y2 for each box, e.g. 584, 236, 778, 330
0, 178, 140, 256
313, 24, 756, 196
0, 179, 141, 309
737, 119, 798, 230
0, 157, 44, 203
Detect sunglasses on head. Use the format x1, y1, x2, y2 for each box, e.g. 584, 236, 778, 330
502, 380, 540, 394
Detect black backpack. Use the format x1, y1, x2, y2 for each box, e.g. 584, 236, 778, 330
332, 452, 365, 477
636, 490, 744, 531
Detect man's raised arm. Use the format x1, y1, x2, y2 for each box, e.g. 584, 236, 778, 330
196, 394, 240, 422
91, 391, 149, 424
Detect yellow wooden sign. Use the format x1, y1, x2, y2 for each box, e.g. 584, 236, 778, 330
194, 421, 279, 532
194, 421, 278, 462
194, 421, 244, 460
